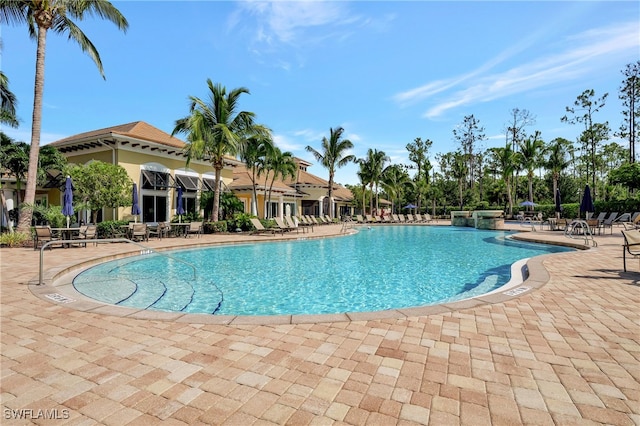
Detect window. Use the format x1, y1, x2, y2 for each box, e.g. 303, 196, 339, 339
141, 170, 175, 190
175, 174, 200, 192
143, 195, 167, 223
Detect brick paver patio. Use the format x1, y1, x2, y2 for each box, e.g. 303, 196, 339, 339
1, 223, 638, 425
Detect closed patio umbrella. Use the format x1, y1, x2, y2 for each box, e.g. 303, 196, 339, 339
176, 186, 185, 222
580, 185, 595, 219
554, 189, 562, 219
62, 176, 74, 228
131, 183, 141, 223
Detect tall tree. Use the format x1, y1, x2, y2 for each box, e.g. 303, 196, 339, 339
380, 164, 412, 214
618, 61, 640, 163
305, 127, 355, 219
518, 131, 544, 206
239, 133, 273, 216
263, 147, 296, 219
406, 137, 432, 181
562, 89, 610, 198
504, 108, 535, 152
173, 79, 269, 222
452, 114, 485, 190
544, 137, 572, 206
0, 71, 18, 127
406, 137, 433, 210
1, 0, 129, 232
356, 162, 370, 214
450, 151, 468, 209
358, 148, 388, 215
487, 144, 519, 217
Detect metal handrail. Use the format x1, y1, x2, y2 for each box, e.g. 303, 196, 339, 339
564, 220, 598, 247
38, 238, 198, 285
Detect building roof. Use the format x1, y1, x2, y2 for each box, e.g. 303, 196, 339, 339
50, 121, 186, 149
230, 166, 299, 195
49, 121, 242, 166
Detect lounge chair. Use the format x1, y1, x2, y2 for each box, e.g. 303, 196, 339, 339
274, 217, 294, 232
423, 213, 434, 223
186, 221, 203, 238
623, 214, 640, 231
307, 215, 320, 226
414, 213, 423, 223
601, 212, 618, 234
622, 230, 640, 272
297, 216, 314, 232
33, 225, 61, 250
249, 218, 276, 235
284, 216, 304, 233
594, 212, 607, 224
398, 214, 406, 223
391, 214, 400, 222
75, 224, 97, 247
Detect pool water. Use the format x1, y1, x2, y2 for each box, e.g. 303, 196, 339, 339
73, 226, 572, 316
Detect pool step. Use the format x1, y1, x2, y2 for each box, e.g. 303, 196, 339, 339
149, 277, 195, 312
117, 277, 167, 309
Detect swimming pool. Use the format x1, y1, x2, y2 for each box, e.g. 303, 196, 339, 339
73, 226, 572, 316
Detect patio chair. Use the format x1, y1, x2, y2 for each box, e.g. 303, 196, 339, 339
33, 226, 61, 250
249, 218, 276, 235
148, 221, 170, 239
622, 230, 640, 272
186, 221, 203, 238
75, 224, 97, 247
131, 223, 149, 242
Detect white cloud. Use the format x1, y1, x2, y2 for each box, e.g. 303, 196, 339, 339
394, 20, 640, 119
234, 0, 355, 47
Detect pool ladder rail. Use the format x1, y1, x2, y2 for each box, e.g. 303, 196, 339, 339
563, 220, 598, 247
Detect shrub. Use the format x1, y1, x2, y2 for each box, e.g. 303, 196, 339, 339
230, 213, 254, 231
204, 221, 227, 233
96, 220, 129, 238
0, 231, 31, 248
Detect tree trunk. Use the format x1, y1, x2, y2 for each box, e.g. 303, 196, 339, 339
212, 164, 222, 222
17, 27, 48, 232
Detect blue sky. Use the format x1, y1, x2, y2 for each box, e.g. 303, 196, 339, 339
3, 1, 639, 185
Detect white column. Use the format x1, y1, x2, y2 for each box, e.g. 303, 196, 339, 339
278, 195, 284, 219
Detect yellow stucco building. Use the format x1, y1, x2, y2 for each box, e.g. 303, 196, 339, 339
9, 121, 355, 225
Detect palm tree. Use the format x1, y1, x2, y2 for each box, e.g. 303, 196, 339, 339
488, 145, 519, 217
381, 164, 413, 214
305, 127, 355, 219
239, 133, 274, 216
544, 137, 572, 202
263, 147, 296, 219
518, 131, 544, 206
1, 0, 129, 232
356, 162, 370, 215
173, 79, 269, 222
451, 151, 468, 209
0, 71, 18, 127
358, 149, 388, 215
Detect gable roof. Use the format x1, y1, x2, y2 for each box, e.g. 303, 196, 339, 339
50, 121, 186, 149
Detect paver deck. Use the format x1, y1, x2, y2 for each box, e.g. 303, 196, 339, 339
1, 222, 638, 425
